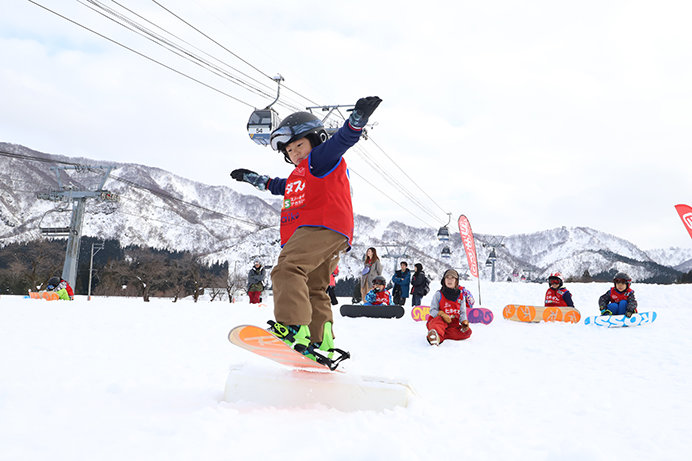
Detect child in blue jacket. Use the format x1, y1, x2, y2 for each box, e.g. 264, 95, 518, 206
598, 272, 638, 317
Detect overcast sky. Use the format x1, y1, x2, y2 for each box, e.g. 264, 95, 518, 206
2, 0, 691, 251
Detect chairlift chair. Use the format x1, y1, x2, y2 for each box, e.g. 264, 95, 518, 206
247, 74, 284, 146
247, 109, 281, 146
38, 208, 71, 237
437, 226, 450, 242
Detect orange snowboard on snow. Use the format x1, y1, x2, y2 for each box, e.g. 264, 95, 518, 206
502, 304, 581, 323
28, 291, 59, 301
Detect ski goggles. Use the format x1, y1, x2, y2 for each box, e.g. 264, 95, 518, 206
270, 119, 323, 151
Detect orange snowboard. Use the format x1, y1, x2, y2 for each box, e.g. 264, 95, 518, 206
228, 325, 333, 372
502, 305, 581, 323
28, 291, 59, 301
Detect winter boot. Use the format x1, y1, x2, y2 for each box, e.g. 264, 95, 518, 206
268, 321, 312, 355
314, 321, 336, 359
600, 308, 613, 316
427, 329, 440, 346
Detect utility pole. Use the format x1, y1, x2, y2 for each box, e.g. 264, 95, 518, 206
37, 165, 118, 291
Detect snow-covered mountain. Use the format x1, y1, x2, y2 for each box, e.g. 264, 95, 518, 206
0, 142, 686, 283
645, 247, 692, 272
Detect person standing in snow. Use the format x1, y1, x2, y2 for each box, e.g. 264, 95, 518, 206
247, 260, 265, 304
230, 96, 382, 367
425, 269, 473, 346
326, 266, 339, 306
544, 272, 574, 307
410, 263, 428, 307
45, 276, 74, 300
598, 272, 638, 316
391, 261, 411, 306
360, 247, 382, 303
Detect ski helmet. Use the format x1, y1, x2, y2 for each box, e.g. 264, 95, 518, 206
269, 111, 328, 162
372, 275, 387, 286
548, 272, 563, 287
441, 268, 460, 287
613, 272, 631, 288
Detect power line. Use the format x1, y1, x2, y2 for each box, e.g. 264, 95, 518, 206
149, 0, 321, 108
27, 0, 255, 108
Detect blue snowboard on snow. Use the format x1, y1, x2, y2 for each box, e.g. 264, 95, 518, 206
583, 311, 657, 328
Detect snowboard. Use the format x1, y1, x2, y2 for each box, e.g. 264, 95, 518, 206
339, 304, 405, 319
502, 304, 581, 323
28, 291, 59, 301
228, 324, 340, 372
583, 311, 657, 328
410, 305, 494, 324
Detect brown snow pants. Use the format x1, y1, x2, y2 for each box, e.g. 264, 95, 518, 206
271, 226, 348, 342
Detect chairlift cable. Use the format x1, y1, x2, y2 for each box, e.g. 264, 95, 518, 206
27, 0, 255, 108
367, 136, 450, 219
349, 144, 444, 225
347, 168, 432, 229
79, 0, 278, 102
150, 0, 321, 107
113, 0, 280, 97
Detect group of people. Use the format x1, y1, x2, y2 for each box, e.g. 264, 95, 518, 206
359, 247, 429, 307
545, 271, 638, 317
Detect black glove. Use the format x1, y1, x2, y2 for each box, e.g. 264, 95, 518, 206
230, 168, 269, 191
625, 308, 635, 318
348, 96, 382, 128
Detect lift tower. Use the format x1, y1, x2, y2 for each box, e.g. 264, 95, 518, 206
36, 165, 118, 290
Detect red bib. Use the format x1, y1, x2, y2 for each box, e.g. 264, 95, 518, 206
545, 288, 569, 306
609, 287, 633, 303
280, 157, 354, 246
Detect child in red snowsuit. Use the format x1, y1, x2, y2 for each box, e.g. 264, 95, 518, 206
426, 269, 473, 345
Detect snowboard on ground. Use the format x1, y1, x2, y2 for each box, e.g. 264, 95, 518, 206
28, 291, 59, 301
226, 324, 414, 410
410, 305, 494, 324
502, 304, 581, 323
339, 304, 405, 319
583, 311, 657, 328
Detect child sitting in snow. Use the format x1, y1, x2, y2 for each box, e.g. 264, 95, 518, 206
544, 272, 574, 307
46, 276, 74, 300
598, 272, 638, 317
364, 276, 392, 305
426, 269, 473, 346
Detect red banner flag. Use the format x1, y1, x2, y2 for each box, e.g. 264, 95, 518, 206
458, 215, 479, 278
675, 204, 692, 239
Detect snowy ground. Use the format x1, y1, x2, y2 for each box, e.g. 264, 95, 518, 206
1, 282, 690, 461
